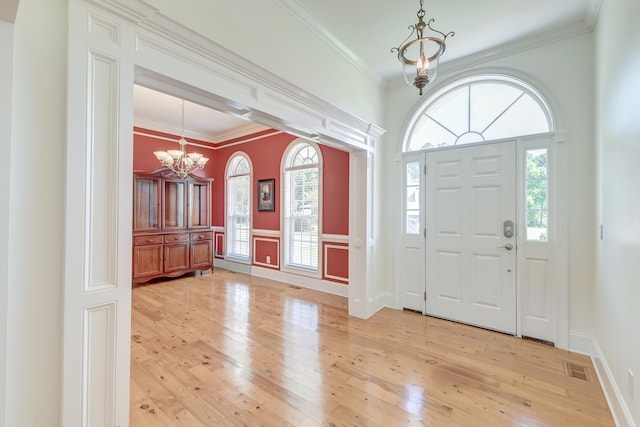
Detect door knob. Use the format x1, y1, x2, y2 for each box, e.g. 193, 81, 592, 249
498, 243, 514, 251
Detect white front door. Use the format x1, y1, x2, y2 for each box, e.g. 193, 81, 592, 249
425, 141, 516, 334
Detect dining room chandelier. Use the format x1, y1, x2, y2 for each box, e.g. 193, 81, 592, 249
153, 100, 209, 179
391, 0, 454, 95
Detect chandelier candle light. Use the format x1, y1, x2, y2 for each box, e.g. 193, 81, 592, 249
153, 100, 209, 179
391, 0, 454, 95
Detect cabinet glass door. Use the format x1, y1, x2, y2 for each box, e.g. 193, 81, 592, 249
133, 177, 160, 231
163, 180, 186, 229
189, 182, 210, 228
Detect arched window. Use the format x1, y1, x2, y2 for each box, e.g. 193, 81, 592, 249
404, 75, 554, 152
282, 140, 322, 271
226, 153, 251, 261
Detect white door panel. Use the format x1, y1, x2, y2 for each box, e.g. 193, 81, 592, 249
426, 142, 516, 334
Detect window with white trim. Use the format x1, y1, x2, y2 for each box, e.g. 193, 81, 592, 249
526, 148, 549, 241
283, 141, 321, 271
405, 75, 554, 152
226, 153, 251, 260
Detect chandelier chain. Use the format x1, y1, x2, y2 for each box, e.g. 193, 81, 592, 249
390, 0, 454, 95
152, 99, 209, 178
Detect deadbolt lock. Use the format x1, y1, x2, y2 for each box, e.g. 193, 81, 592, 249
503, 220, 514, 238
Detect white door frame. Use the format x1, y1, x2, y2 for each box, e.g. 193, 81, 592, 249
396, 134, 568, 347
63, 1, 384, 424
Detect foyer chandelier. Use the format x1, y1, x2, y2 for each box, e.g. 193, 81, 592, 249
153, 100, 209, 179
391, 0, 454, 95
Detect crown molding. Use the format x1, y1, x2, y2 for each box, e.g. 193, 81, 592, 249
88, 0, 158, 23
89, 0, 385, 149
133, 116, 268, 143
273, 0, 383, 87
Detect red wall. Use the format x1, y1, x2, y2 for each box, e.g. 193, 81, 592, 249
133, 127, 350, 283
320, 145, 350, 235
211, 133, 350, 235
211, 132, 296, 230
132, 127, 215, 179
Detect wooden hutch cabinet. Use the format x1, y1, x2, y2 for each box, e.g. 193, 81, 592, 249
132, 169, 213, 283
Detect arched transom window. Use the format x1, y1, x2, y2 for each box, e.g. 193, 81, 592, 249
283, 140, 321, 271
404, 75, 554, 152
226, 153, 252, 260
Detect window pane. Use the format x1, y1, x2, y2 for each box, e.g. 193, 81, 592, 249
406, 161, 420, 186
404, 76, 553, 152
284, 143, 320, 270
428, 85, 469, 137
484, 95, 550, 141
405, 161, 421, 235
226, 157, 251, 259
526, 149, 548, 241
409, 115, 456, 150
470, 83, 522, 132
406, 187, 419, 211
406, 212, 420, 234
236, 158, 250, 174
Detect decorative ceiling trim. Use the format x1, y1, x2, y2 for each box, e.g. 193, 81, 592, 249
88, 0, 385, 150
133, 115, 268, 143
273, 0, 382, 86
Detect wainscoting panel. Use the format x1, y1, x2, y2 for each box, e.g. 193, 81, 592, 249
253, 236, 280, 269
214, 230, 225, 259
86, 50, 119, 293
83, 303, 116, 427
323, 242, 348, 283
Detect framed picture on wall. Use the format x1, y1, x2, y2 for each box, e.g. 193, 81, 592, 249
258, 178, 275, 211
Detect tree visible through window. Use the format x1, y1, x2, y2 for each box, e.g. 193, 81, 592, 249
283, 141, 321, 270
526, 149, 548, 241
226, 154, 251, 260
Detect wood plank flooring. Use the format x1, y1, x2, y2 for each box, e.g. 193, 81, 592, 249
130, 269, 614, 426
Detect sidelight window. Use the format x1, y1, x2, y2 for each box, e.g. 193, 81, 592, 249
525, 149, 548, 241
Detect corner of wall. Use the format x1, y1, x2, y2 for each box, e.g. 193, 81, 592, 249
568, 331, 596, 356
592, 338, 638, 427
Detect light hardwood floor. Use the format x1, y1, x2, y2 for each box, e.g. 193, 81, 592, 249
130, 269, 614, 426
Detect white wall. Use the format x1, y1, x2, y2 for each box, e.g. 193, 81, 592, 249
143, 0, 384, 127
384, 33, 596, 342
7, 0, 67, 425
595, 0, 640, 423
0, 18, 13, 427
7, 0, 387, 424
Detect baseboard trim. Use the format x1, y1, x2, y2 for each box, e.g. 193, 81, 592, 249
592, 338, 637, 427
214, 259, 252, 275
250, 265, 349, 298
568, 331, 596, 356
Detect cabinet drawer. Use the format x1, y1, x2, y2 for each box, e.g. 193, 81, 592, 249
134, 235, 163, 246
190, 231, 212, 241
164, 233, 190, 243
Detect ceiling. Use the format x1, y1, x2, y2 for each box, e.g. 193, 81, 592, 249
134, 0, 600, 143
134, 85, 269, 144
